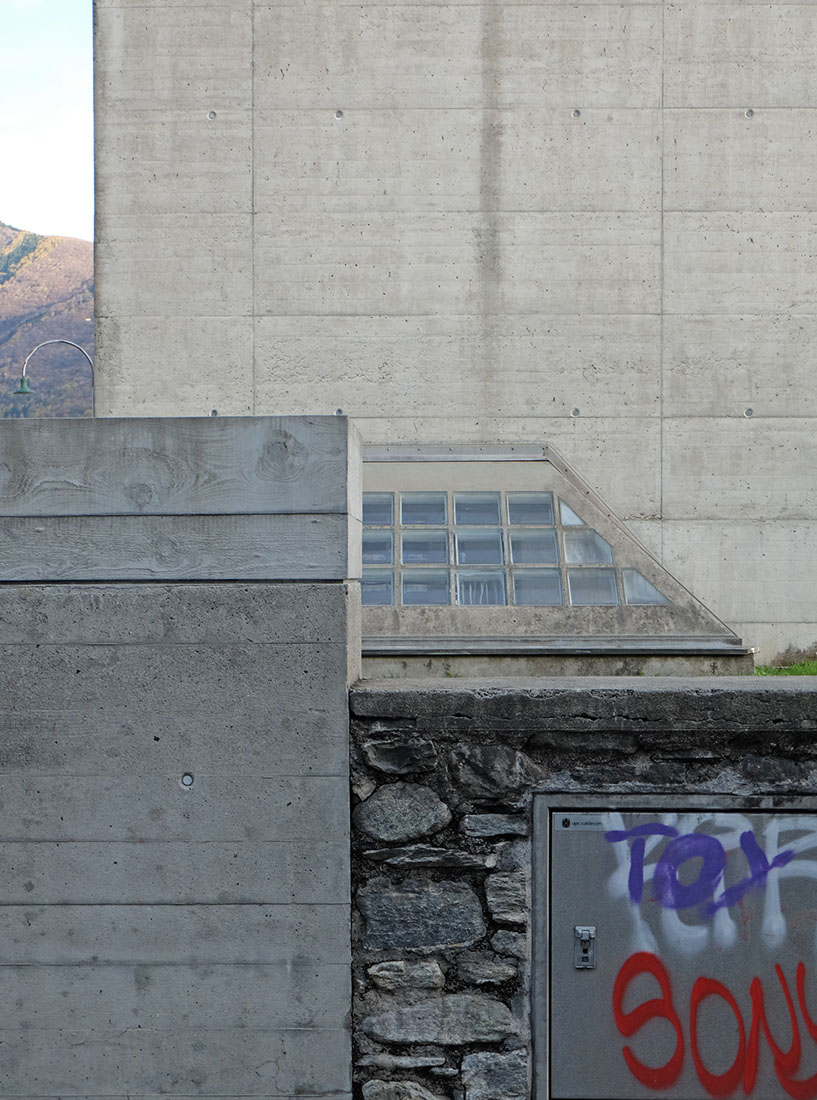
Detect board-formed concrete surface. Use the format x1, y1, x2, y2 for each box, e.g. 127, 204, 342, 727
0, 417, 356, 1099
93, 0, 817, 663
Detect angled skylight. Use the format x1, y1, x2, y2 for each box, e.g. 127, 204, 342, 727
362, 489, 668, 610
360, 443, 744, 657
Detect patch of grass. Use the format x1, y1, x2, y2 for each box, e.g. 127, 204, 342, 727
756, 659, 817, 676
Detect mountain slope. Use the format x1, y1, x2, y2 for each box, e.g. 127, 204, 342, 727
0, 221, 94, 418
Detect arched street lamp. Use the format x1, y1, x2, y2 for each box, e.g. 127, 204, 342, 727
14, 339, 95, 417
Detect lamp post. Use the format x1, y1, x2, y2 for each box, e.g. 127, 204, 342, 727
14, 339, 95, 417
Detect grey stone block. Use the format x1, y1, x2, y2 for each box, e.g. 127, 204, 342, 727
368, 960, 445, 991
462, 1050, 528, 1100
457, 954, 518, 987
484, 874, 529, 926
363, 1080, 448, 1100
353, 783, 452, 843
490, 932, 528, 960
494, 841, 531, 872
362, 735, 438, 775
460, 814, 528, 838
358, 1055, 447, 1070
362, 994, 515, 1045
364, 846, 495, 870
450, 744, 545, 806
359, 878, 485, 953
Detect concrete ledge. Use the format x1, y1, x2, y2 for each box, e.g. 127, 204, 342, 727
351, 676, 817, 729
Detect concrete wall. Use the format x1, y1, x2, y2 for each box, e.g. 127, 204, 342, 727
93, 0, 817, 663
0, 417, 357, 1099
349, 678, 817, 1100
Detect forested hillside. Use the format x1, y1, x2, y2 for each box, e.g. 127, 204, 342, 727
0, 220, 94, 418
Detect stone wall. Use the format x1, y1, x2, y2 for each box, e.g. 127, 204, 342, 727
349, 677, 817, 1100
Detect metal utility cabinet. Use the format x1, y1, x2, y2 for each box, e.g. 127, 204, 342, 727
534, 795, 817, 1099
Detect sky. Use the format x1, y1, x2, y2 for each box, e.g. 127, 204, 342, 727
0, 0, 93, 241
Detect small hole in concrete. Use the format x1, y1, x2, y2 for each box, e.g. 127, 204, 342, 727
745, 108, 755, 118
181, 773, 194, 787
571, 408, 581, 417
335, 408, 343, 415
744, 407, 754, 418
572, 109, 581, 119
207, 111, 217, 120
335, 109, 344, 119
210, 409, 218, 417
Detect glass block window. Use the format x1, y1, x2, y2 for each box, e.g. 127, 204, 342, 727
401, 492, 447, 526
361, 491, 671, 608
568, 567, 618, 606
457, 571, 506, 606
622, 568, 671, 606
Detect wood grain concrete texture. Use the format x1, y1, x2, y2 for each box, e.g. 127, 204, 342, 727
662, 418, 817, 520
253, 108, 662, 214
356, 417, 663, 519
664, 5, 817, 107
94, 5, 252, 112
0, 584, 352, 1095
254, 4, 662, 109
662, 521, 817, 624
93, 0, 817, 659
662, 315, 817, 417
254, 314, 661, 419
664, 110, 817, 212
95, 315, 255, 418
0, 416, 361, 580
0, 419, 354, 1097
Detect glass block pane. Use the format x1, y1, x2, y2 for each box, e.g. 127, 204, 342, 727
455, 530, 504, 565
623, 568, 671, 606
362, 530, 394, 565
363, 492, 394, 526
402, 530, 448, 565
454, 492, 501, 525
507, 492, 554, 526
568, 568, 618, 606
513, 569, 563, 606
402, 570, 450, 606
510, 529, 559, 564
564, 528, 614, 564
559, 500, 585, 526
361, 570, 394, 606
401, 492, 447, 526
456, 571, 507, 606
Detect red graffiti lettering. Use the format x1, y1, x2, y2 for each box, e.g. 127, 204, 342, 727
690, 977, 745, 1098
745, 966, 800, 1093
612, 951, 684, 1090
613, 955, 817, 1099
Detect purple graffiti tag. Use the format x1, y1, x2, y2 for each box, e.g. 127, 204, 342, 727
653, 833, 725, 910
705, 829, 796, 914
604, 823, 679, 904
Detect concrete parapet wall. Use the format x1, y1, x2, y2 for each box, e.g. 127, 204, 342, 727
349, 677, 817, 1100
0, 417, 357, 1100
